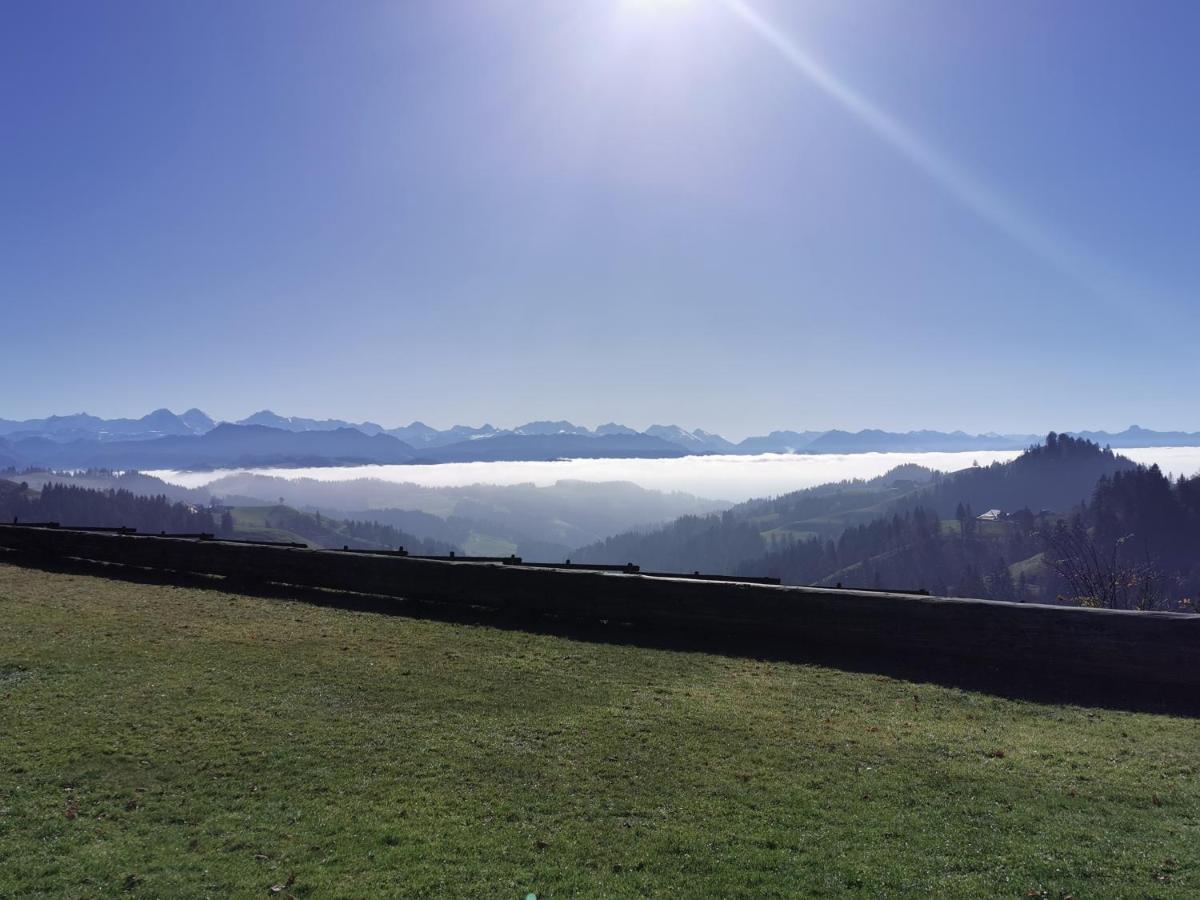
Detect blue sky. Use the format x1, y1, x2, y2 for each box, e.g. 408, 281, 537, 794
3, 0, 1198, 439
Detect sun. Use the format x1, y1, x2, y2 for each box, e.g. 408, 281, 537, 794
618, 0, 699, 27
622, 0, 695, 12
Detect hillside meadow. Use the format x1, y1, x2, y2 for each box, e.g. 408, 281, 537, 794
1, 562, 1198, 896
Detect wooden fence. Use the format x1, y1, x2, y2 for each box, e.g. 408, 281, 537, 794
1, 523, 1198, 688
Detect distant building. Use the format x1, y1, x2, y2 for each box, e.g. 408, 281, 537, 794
977, 509, 1003, 522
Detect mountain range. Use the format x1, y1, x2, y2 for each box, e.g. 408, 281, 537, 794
3, 408, 1200, 470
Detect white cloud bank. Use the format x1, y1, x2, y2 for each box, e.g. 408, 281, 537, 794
145, 447, 1200, 505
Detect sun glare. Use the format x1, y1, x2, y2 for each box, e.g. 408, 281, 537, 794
622, 0, 694, 13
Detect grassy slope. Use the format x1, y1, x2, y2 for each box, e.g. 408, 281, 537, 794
228, 505, 350, 547
744, 484, 926, 543
228, 506, 415, 552
231, 504, 495, 556
463, 533, 520, 557
1, 564, 1198, 897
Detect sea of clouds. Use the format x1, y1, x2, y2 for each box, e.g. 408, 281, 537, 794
145, 447, 1200, 504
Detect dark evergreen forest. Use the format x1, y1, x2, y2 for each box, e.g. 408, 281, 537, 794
577, 435, 1200, 609
1, 481, 217, 535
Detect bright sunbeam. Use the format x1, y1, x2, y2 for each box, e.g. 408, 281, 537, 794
721, 0, 1116, 298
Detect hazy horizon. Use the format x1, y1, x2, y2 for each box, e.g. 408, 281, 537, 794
5, 405, 1200, 446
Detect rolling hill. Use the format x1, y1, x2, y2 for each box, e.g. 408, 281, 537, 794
575, 436, 1137, 599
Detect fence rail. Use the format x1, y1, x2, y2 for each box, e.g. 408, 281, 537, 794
4, 521, 781, 583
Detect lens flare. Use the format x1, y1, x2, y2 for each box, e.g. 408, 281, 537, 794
721, 0, 1120, 300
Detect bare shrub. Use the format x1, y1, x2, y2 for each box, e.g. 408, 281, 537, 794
1041, 518, 1164, 611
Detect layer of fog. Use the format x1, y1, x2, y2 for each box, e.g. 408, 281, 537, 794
197, 473, 728, 551
145, 450, 1019, 503
147, 447, 1200, 505
1120, 447, 1200, 479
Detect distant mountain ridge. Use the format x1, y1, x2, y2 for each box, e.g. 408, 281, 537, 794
802, 429, 1033, 453
237, 410, 385, 435
0, 408, 213, 443
7, 424, 417, 471
418, 432, 687, 463
4, 407, 1200, 468
644, 425, 736, 453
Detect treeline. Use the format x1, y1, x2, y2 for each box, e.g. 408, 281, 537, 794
223, 504, 455, 555
0, 480, 456, 556
1090, 465, 1200, 573
752, 453, 1200, 608
1065, 464, 1200, 606
577, 512, 766, 574
731, 464, 938, 539
340, 518, 454, 556
574, 466, 936, 570
0, 481, 217, 534
891, 433, 1135, 519
744, 437, 1160, 601
740, 506, 1045, 600
574, 435, 1174, 605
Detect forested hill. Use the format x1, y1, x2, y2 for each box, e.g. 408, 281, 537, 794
746, 456, 1200, 607
575, 465, 940, 571
0, 480, 454, 555
888, 433, 1135, 518
0, 480, 218, 535
731, 463, 938, 534
573, 435, 1141, 599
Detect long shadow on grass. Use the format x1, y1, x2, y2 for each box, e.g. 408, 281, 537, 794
5, 551, 1197, 718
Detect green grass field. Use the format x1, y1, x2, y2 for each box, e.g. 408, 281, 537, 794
462, 533, 520, 558
2, 562, 1198, 897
